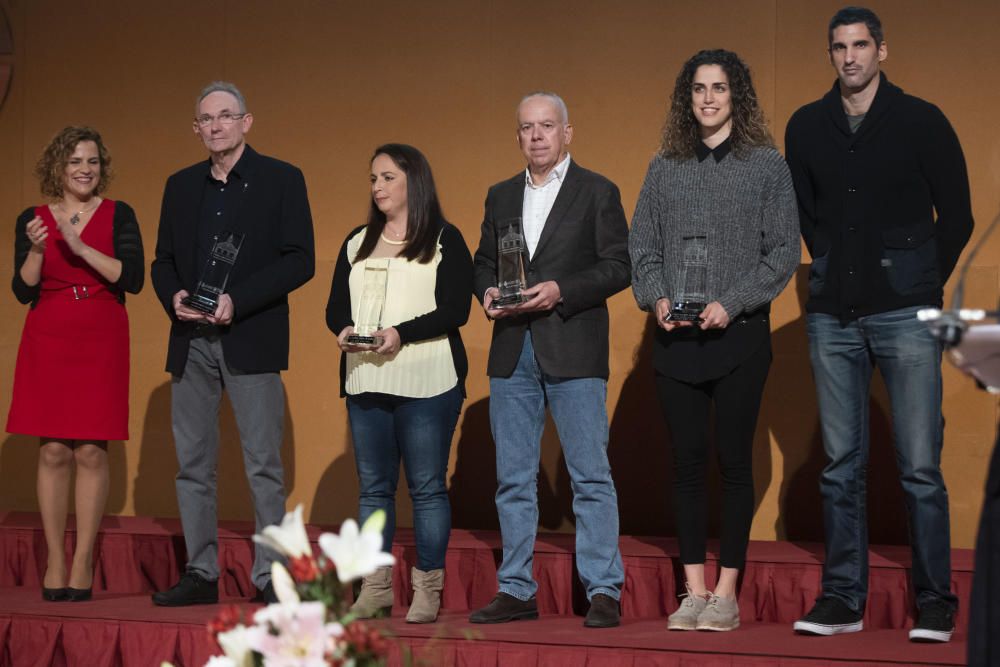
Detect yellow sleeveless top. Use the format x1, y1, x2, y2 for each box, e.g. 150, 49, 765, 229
344, 229, 457, 398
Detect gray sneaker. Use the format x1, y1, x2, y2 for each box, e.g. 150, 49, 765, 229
667, 583, 709, 631
696, 594, 740, 631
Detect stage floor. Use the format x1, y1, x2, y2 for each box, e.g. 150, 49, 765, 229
0, 587, 965, 666
0, 512, 973, 665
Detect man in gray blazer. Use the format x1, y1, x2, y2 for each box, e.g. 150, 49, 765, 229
470, 92, 630, 628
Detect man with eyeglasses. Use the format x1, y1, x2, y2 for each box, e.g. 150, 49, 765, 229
150, 81, 315, 606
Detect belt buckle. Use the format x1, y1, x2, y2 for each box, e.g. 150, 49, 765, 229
71, 285, 89, 300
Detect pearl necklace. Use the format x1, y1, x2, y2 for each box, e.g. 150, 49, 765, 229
380, 232, 406, 246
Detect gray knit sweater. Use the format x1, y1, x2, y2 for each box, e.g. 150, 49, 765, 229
629, 146, 800, 319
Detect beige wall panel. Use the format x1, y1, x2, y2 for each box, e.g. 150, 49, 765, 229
0, 0, 997, 549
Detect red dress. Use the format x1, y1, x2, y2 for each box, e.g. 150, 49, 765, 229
6, 200, 130, 440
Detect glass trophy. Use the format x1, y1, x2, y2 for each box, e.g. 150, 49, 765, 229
668, 235, 708, 323
490, 218, 527, 309
182, 231, 245, 315
347, 259, 390, 347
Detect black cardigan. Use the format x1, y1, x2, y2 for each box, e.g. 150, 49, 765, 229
12, 200, 145, 306
326, 221, 474, 397
784, 73, 974, 320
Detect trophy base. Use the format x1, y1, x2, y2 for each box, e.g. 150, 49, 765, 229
490, 293, 525, 309
347, 334, 384, 348
182, 294, 219, 315
667, 301, 705, 323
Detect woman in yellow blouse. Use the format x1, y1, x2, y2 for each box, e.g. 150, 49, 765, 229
327, 144, 473, 623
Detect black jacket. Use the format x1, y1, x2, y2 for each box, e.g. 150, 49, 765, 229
473, 160, 631, 379
151, 145, 315, 375
784, 73, 973, 320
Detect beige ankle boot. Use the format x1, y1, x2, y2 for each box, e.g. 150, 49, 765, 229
351, 566, 393, 618
405, 567, 444, 623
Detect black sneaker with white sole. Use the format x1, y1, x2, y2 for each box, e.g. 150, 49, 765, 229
793, 597, 863, 635
908, 600, 955, 643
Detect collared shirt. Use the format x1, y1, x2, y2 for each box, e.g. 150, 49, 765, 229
694, 137, 732, 163
521, 152, 571, 258
197, 155, 247, 271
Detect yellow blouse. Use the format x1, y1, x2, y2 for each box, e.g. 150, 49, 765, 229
344, 229, 457, 398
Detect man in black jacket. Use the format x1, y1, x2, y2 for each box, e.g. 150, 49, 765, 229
469, 92, 630, 628
150, 81, 315, 606
785, 7, 973, 642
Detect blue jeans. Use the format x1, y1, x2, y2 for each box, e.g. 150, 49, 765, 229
808, 306, 957, 612
489, 331, 624, 601
346, 385, 462, 571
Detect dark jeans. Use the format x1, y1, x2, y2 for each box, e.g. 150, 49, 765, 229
346, 385, 462, 571
807, 306, 956, 612
654, 339, 771, 569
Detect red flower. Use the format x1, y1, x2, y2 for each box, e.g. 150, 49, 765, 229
206, 604, 243, 637
340, 620, 389, 657
289, 554, 320, 582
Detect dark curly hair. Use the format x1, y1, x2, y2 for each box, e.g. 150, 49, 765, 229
34, 126, 113, 199
660, 49, 773, 160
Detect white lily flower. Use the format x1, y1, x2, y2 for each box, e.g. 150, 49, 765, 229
203, 656, 237, 667
248, 601, 330, 667
271, 561, 301, 606
318, 510, 395, 583
252, 504, 311, 559
215, 624, 254, 667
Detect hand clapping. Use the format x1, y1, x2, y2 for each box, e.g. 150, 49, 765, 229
25, 216, 49, 252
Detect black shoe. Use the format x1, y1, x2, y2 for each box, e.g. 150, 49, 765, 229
909, 599, 955, 643
793, 597, 863, 635
469, 592, 539, 623
584, 593, 620, 628
42, 587, 68, 601
66, 587, 92, 602
251, 581, 278, 604
152, 571, 219, 607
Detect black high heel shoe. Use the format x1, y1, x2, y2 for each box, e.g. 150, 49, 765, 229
42, 587, 68, 601
66, 587, 92, 602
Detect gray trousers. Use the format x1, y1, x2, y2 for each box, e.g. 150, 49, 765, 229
171, 335, 286, 589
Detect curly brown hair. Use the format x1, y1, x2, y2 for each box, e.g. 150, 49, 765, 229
660, 49, 773, 160
34, 126, 113, 199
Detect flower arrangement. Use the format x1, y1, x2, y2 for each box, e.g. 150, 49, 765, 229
167, 505, 396, 667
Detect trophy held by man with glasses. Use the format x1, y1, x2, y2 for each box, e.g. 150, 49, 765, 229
490, 218, 528, 310
667, 234, 708, 323
347, 258, 390, 348
183, 231, 245, 314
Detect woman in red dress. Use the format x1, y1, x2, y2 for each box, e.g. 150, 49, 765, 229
6, 127, 144, 601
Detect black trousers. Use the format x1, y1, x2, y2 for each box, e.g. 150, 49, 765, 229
968, 429, 1000, 666
654, 340, 771, 569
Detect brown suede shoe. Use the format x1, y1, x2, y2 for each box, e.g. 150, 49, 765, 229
469, 592, 538, 623
584, 593, 620, 628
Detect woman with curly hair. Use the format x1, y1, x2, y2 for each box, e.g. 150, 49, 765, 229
629, 49, 799, 631
7, 126, 144, 601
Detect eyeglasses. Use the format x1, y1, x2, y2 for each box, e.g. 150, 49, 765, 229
194, 112, 247, 128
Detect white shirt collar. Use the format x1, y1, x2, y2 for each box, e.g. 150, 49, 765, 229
524, 153, 571, 189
